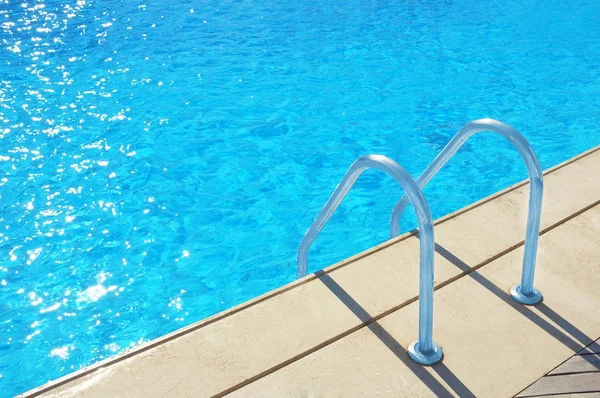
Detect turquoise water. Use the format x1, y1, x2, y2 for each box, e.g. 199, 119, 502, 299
1, 0, 599, 395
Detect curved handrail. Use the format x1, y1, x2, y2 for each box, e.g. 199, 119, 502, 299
389, 118, 543, 304
297, 154, 442, 364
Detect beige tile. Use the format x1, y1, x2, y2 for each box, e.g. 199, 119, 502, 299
230, 205, 600, 398
32, 279, 365, 398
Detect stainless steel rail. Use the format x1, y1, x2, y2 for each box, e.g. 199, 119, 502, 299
296, 154, 442, 365
295, 119, 544, 365
389, 119, 543, 305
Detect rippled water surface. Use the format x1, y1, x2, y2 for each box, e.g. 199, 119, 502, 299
1, 0, 599, 394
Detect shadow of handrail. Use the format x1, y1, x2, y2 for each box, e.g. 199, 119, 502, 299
319, 273, 476, 397
313, 241, 598, 397
434, 243, 594, 354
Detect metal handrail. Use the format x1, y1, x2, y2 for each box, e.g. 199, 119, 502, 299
296, 154, 442, 365
390, 118, 543, 305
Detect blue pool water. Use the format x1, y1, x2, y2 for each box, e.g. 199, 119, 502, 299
1, 0, 599, 394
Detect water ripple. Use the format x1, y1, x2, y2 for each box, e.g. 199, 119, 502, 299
0, 0, 599, 395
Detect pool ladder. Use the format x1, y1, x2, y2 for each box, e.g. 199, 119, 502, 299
296, 118, 543, 365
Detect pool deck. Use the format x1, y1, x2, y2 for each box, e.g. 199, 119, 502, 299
22, 145, 600, 398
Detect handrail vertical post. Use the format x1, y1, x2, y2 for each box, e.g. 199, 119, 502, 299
510, 169, 543, 304
408, 212, 442, 364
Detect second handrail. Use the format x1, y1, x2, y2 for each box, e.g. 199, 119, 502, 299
389, 118, 543, 305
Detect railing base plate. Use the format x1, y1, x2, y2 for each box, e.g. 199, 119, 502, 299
510, 285, 543, 305
408, 341, 443, 365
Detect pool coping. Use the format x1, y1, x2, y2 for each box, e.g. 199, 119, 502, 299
20, 144, 600, 397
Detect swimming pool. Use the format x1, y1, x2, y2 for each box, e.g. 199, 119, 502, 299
1, 0, 599, 395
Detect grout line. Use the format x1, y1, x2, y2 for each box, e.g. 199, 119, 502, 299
210, 294, 422, 398
578, 342, 600, 355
